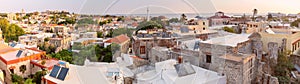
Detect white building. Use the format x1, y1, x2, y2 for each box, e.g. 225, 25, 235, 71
135, 59, 226, 84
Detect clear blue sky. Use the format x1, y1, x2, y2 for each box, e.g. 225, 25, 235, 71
0, 0, 299, 14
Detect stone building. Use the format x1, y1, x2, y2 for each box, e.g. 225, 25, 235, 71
149, 32, 264, 84
183, 18, 209, 32
105, 34, 130, 53
132, 29, 179, 59
259, 29, 300, 52
48, 36, 71, 52
208, 11, 231, 26
246, 21, 268, 33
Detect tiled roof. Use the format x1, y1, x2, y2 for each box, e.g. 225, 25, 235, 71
105, 34, 130, 44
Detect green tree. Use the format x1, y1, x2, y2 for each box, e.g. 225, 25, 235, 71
111, 28, 135, 37
223, 27, 235, 33
273, 50, 293, 84
32, 71, 46, 84
44, 38, 49, 42
291, 19, 300, 27
169, 18, 179, 23
117, 16, 125, 21
136, 21, 163, 34
51, 49, 73, 63
0, 19, 25, 42
97, 31, 103, 38
11, 74, 24, 84
77, 18, 96, 25
25, 78, 36, 84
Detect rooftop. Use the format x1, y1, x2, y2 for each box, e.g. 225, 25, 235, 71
44, 63, 121, 84
136, 60, 226, 84
201, 33, 251, 47
0, 48, 44, 64
105, 34, 130, 44
30, 59, 61, 70
73, 38, 104, 43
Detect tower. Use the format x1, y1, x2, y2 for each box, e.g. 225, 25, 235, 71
146, 7, 150, 21
0, 28, 3, 42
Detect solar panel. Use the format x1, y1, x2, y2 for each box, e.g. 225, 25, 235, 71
50, 65, 61, 78
10, 43, 17, 47
57, 67, 69, 80
16, 50, 23, 57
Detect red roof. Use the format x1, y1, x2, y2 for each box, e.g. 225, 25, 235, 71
105, 34, 130, 44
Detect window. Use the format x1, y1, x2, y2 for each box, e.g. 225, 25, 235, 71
203, 27, 206, 30
140, 46, 146, 54
206, 55, 211, 63
19, 65, 26, 73
203, 22, 205, 25
10, 69, 14, 74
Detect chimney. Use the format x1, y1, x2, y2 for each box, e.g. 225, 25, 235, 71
178, 56, 183, 63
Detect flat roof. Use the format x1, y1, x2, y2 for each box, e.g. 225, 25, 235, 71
136, 60, 226, 84
44, 63, 120, 84
30, 59, 60, 70
73, 38, 104, 43
0, 49, 41, 62
201, 34, 251, 47
173, 30, 218, 36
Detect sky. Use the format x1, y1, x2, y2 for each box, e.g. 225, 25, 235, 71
0, 0, 299, 15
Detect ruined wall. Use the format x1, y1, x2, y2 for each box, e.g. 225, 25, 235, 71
268, 42, 279, 65
222, 60, 244, 84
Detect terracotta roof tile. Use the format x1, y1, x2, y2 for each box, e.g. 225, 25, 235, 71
106, 34, 130, 44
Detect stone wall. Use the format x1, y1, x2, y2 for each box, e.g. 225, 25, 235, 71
222, 60, 244, 84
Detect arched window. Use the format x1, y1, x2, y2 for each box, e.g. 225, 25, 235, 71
19, 65, 26, 73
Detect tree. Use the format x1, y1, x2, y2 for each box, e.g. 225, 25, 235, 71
25, 78, 36, 84
0, 19, 25, 42
77, 18, 95, 25
11, 74, 24, 84
97, 31, 103, 38
32, 71, 46, 84
169, 18, 179, 23
51, 49, 73, 63
136, 21, 163, 34
273, 50, 293, 84
291, 19, 300, 27
117, 16, 125, 21
111, 28, 135, 37
223, 27, 235, 33
44, 38, 49, 42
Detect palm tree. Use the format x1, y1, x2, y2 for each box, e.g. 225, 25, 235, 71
252, 9, 258, 21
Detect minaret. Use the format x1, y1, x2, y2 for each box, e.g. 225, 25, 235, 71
146, 7, 150, 21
